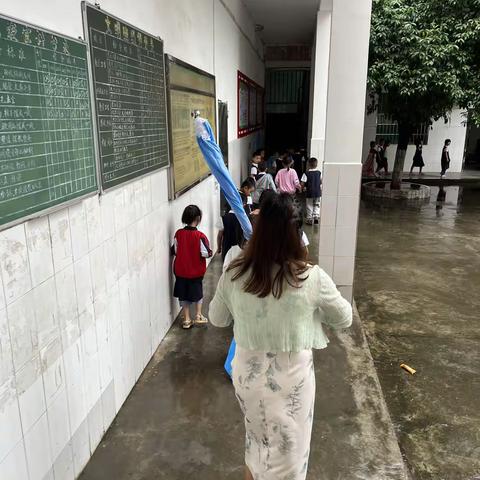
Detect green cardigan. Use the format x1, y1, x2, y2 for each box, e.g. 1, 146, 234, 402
209, 264, 352, 352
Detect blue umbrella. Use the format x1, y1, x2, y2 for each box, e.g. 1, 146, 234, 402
195, 116, 252, 240
195, 116, 251, 377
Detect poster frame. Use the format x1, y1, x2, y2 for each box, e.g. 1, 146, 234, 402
82, 1, 170, 192
165, 54, 216, 200
0, 10, 99, 232
237, 70, 264, 138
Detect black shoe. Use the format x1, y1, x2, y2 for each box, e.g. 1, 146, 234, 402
314, 219, 319, 224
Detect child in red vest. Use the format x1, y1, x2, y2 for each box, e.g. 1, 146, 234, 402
172, 205, 212, 329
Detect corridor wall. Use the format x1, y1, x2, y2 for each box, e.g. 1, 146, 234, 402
0, 1, 264, 479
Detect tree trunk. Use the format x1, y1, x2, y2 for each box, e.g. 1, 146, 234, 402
391, 122, 412, 190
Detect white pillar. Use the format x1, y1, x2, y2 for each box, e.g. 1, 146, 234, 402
312, 0, 372, 302
308, 0, 332, 163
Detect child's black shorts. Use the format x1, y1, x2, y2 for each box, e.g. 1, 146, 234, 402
173, 276, 204, 303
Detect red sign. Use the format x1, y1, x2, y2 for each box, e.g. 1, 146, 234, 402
237, 71, 264, 138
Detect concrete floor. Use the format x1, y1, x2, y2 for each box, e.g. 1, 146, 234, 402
80, 226, 410, 479
355, 185, 480, 480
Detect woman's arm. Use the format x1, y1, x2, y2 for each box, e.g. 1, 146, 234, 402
209, 273, 233, 327
315, 267, 352, 329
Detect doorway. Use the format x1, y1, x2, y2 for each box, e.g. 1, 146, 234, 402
264, 68, 310, 154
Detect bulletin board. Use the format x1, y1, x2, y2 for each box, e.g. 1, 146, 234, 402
237, 70, 264, 138
83, 2, 169, 190
166, 55, 216, 198
0, 13, 97, 230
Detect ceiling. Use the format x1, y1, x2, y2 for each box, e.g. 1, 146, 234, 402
242, 0, 321, 45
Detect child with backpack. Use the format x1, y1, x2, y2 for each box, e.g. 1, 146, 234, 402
301, 157, 322, 225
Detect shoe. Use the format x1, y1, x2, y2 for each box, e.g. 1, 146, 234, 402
182, 318, 193, 329
195, 314, 209, 326
314, 219, 319, 224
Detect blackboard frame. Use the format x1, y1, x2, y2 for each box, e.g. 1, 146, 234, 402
81, 1, 170, 192
165, 54, 216, 200
0, 12, 99, 232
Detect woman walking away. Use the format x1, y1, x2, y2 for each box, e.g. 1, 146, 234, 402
362, 141, 377, 177
172, 205, 212, 329
441, 138, 451, 178
275, 156, 301, 196
410, 140, 425, 176
209, 193, 352, 480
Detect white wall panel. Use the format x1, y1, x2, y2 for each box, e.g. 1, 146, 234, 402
0, 1, 264, 477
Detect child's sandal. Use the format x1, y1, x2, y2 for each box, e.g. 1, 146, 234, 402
182, 319, 193, 329
195, 314, 209, 325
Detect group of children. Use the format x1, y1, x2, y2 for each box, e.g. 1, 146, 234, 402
250, 149, 323, 225
363, 137, 453, 178
362, 138, 391, 177
171, 147, 323, 329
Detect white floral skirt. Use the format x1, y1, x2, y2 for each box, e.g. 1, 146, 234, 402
232, 345, 315, 480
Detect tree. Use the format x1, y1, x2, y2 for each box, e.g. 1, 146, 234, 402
368, 0, 480, 188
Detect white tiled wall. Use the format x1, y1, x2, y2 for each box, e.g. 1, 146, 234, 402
319, 163, 362, 302
0, 0, 264, 477
0, 172, 221, 479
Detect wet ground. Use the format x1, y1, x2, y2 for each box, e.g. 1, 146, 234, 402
355, 185, 480, 480
362, 170, 480, 186
80, 228, 409, 479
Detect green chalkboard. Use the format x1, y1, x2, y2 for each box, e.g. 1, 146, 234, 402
0, 15, 97, 229
83, 3, 169, 190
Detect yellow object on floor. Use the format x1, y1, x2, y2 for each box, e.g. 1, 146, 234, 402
400, 363, 416, 375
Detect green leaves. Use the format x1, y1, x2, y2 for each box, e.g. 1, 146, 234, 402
368, 0, 480, 125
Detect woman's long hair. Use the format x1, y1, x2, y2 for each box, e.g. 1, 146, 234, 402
228, 193, 308, 298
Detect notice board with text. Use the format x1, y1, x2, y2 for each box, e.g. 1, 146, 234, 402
83, 2, 169, 190
166, 55, 216, 198
237, 70, 263, 138
0, 14, 97, 229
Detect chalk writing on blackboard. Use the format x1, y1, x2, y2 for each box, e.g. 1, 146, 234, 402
0, 15, 97, 228
83, 3, 169, 189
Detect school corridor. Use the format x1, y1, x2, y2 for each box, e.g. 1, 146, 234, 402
79, 226, 409, 480
0, 0, 380, 479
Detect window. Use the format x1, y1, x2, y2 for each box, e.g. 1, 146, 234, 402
375, 96, 429, 144
265, 69, 309, 114
376, 114, 429, 145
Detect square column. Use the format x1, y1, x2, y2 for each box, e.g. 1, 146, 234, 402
311, 0, 372, 302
